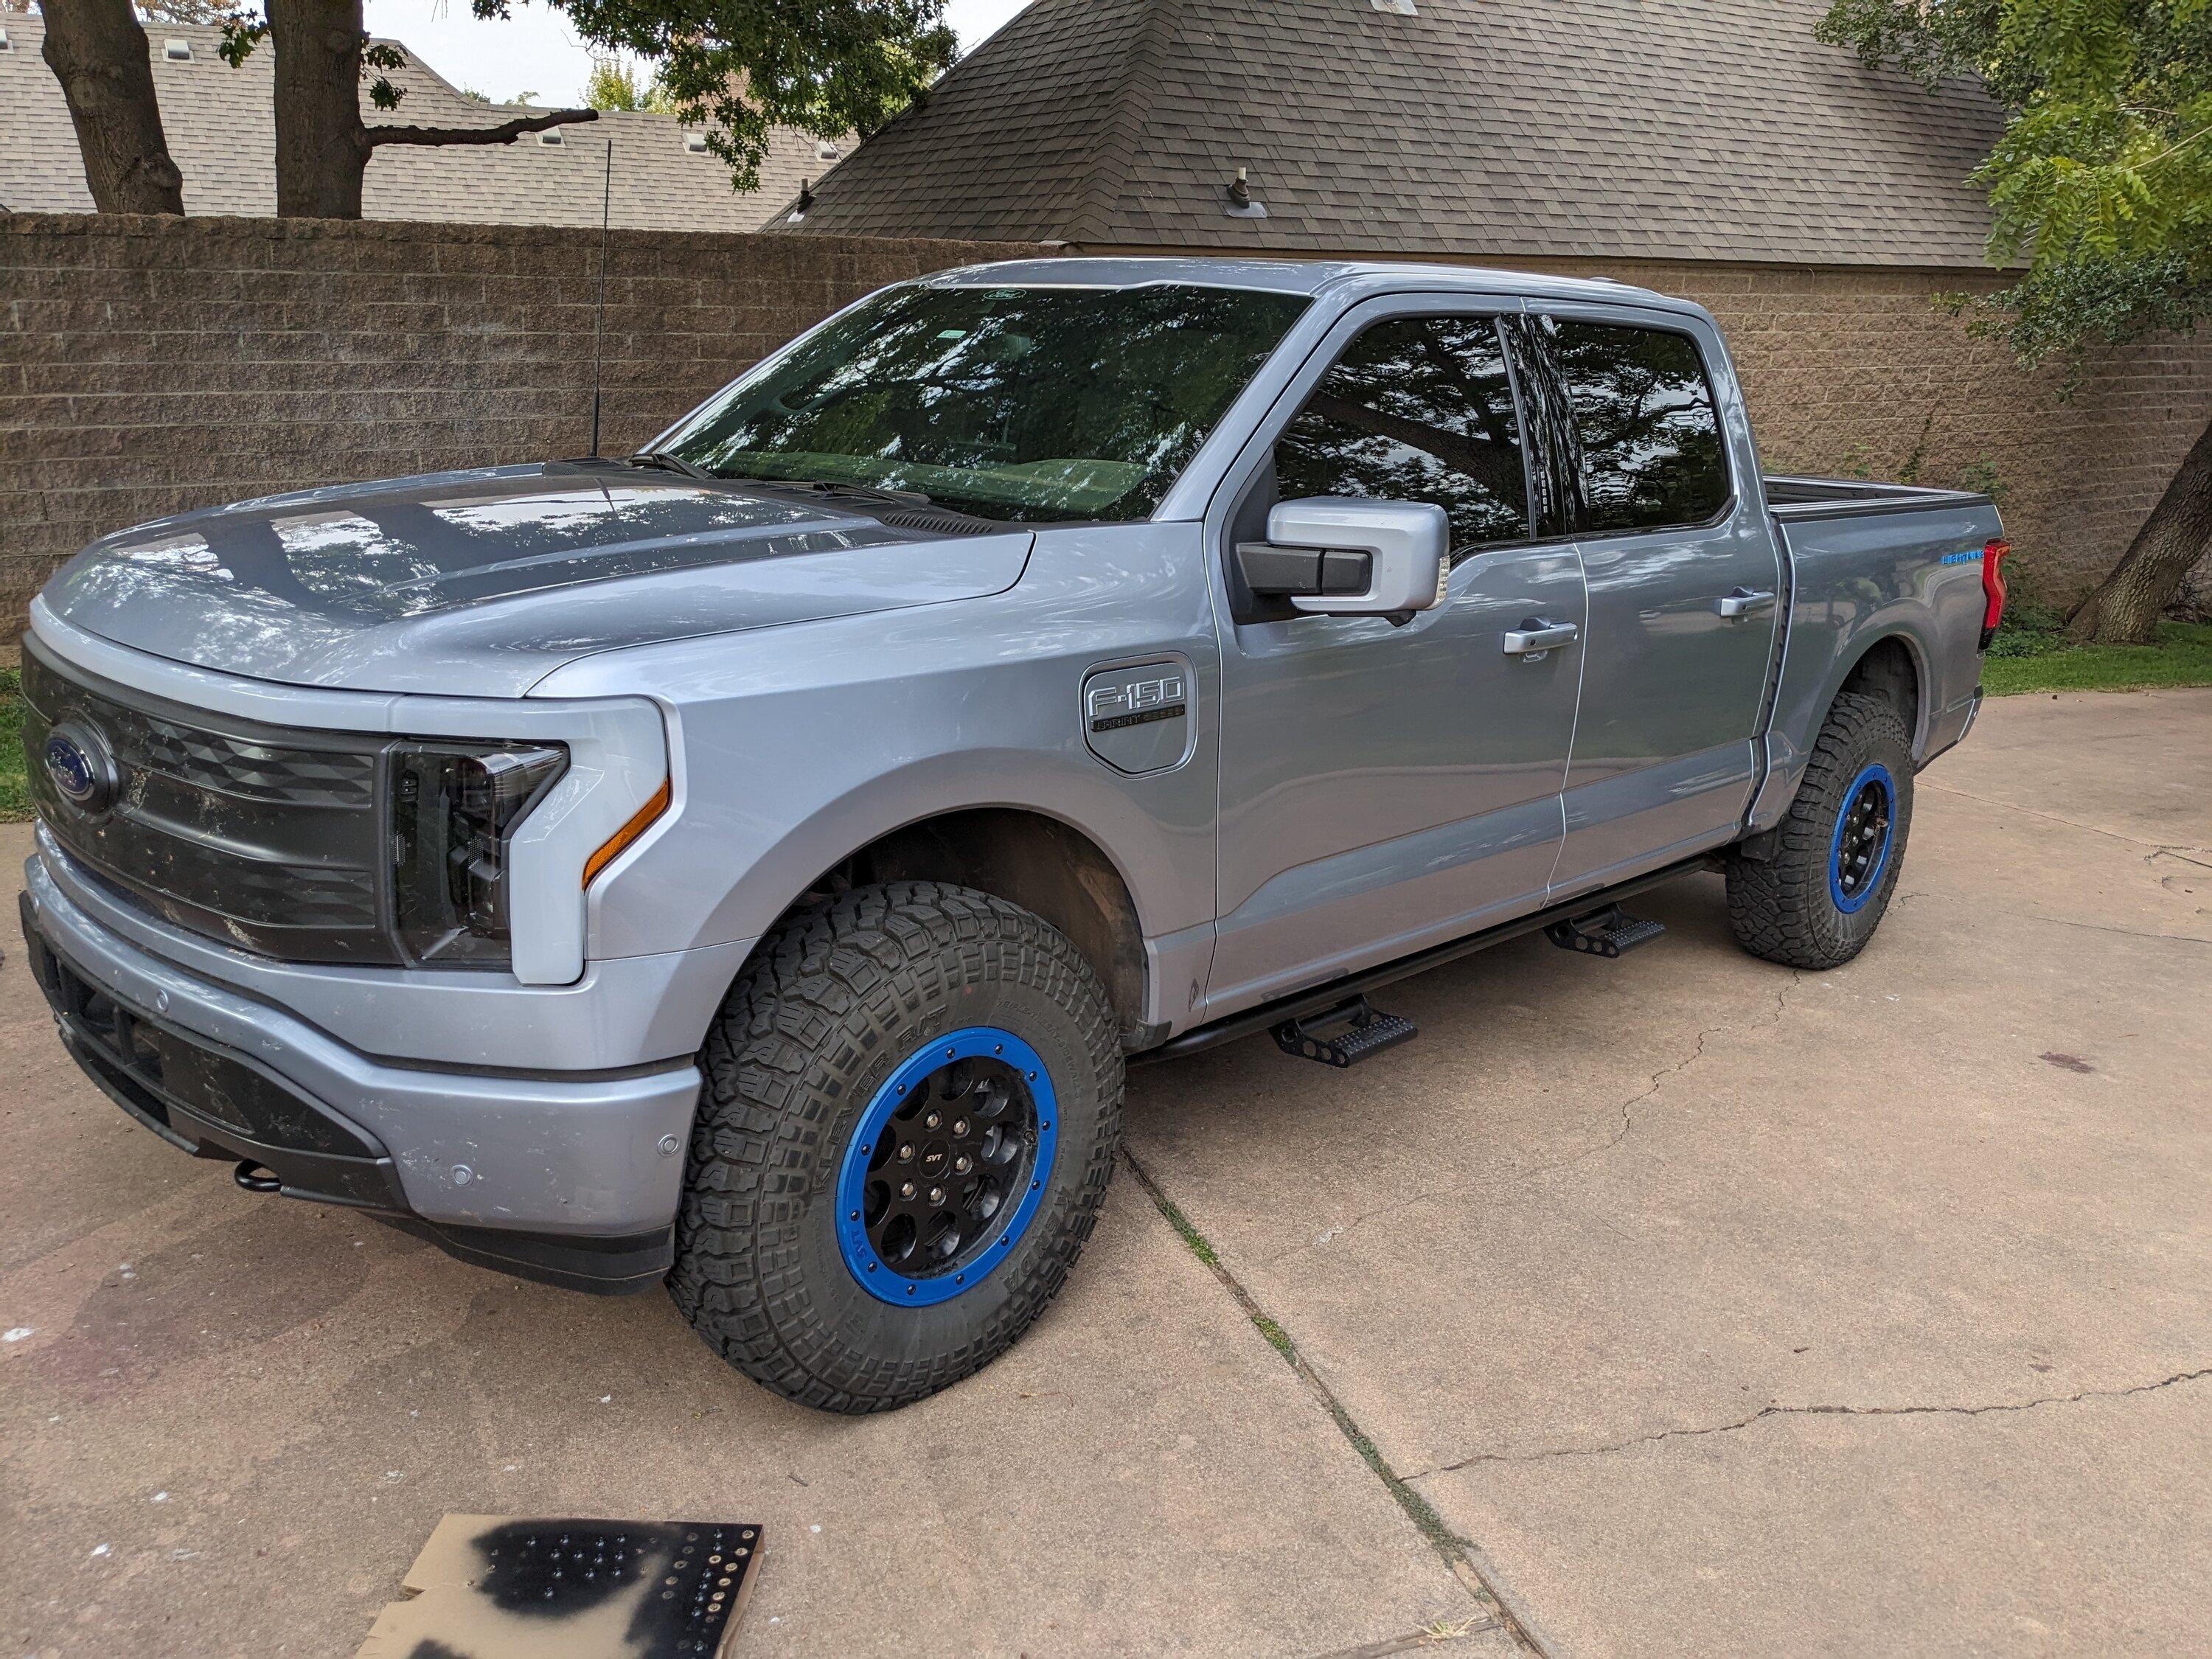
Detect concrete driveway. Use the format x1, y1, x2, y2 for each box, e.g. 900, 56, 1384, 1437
4, 688, 2208, 1658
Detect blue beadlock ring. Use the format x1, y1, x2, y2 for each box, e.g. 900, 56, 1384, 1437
1829, 761, 1896, 914
835, 1026, 1059, 1307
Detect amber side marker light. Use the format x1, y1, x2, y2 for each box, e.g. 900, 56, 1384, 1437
583, 779, 672, 888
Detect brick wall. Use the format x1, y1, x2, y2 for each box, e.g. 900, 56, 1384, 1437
0, 213, 1032, 637
5, 216, 2208, 641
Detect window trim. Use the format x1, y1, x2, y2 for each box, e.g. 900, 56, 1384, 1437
1528, 311, 1739, 542
1262, 310, 1541, 565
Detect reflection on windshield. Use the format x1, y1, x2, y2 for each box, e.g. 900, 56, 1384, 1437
660, 282, 1311, 523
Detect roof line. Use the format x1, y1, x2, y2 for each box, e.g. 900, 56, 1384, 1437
1065, 0, 1179, 245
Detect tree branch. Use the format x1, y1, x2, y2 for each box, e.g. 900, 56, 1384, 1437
366, 107, 599, 149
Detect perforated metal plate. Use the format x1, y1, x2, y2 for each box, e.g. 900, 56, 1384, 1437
356, 1514, 762, 1658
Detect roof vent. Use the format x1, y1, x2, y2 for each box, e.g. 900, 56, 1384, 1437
0, 27, 13, 52
164, 37, 192, 60
814, 139, 841, 162
540, 128, 564, 145
684, 131, 709, 153
1225, 166, 1267, 219
1371, 0, 1416, 12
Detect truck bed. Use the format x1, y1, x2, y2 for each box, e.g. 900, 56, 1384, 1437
1764, 474, 1994, 521
1744, 474, 2003, 842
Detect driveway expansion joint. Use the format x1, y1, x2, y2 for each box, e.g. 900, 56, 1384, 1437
1920, 780, 2212, 859
1406, 1366, 2212, 1477
1121, 1149, 1552, 1657
1892, 886, 2212, 947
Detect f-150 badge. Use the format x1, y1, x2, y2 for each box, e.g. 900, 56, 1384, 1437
1088, 672, 1187, 733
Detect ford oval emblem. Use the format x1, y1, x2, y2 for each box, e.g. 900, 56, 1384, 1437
44, 721, 117, 814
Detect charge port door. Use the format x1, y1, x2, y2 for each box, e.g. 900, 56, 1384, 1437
1082, 658, 1194, 775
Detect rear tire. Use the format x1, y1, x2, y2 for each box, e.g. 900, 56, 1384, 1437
1725, 692, 1913, 970
669, 881, 1123, 1413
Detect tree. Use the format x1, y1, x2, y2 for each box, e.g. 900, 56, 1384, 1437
583, 54, 674, 114
40, 0, 185, 214
226, 0, 600, 218
45, 0, 953, 223
1820, 0, 2212, 644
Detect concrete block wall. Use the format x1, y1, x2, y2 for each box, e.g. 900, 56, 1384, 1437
0, 213, 1032, 636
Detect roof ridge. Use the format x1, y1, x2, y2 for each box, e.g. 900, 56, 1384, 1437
1064, 0, 1180, 244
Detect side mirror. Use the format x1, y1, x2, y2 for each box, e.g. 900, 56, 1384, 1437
1237, 497, 1450, 618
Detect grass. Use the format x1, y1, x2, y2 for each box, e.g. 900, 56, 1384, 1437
1983, 615, 2212, 696
0, 669, 26, 823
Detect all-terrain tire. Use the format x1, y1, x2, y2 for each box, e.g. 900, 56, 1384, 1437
1725, 692, 1913, 970
668, 881, 1123, 1412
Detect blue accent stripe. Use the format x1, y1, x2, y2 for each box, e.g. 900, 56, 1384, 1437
835, 1026, 1058, 1307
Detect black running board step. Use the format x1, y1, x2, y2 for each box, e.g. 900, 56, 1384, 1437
1544, 904, 1666, 959
1270, 997, 1419, 1068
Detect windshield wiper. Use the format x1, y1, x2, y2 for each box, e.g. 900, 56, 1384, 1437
783, 479, 937, 509
624, 450, 717, 482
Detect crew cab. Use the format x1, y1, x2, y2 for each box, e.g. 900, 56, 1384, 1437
19, 259, 2006, 1411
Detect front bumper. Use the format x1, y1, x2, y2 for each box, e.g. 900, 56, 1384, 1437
21, 856, 703, 1292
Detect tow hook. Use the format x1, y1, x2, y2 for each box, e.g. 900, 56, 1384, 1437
232, 1161, 282, 1194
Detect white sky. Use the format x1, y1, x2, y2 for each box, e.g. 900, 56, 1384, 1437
362, 0, 1036, 107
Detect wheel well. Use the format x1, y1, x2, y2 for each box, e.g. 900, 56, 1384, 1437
803, 809, 1148, 1037
1838, 637, 1921, 754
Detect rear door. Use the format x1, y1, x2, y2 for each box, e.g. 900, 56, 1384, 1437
1203, 297, 1587, 1017
1520, 307, 1782, 893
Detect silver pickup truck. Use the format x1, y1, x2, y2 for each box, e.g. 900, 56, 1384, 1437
20, 258, 2006, 1411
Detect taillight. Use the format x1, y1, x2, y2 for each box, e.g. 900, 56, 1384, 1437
1978, 538, 2011, 652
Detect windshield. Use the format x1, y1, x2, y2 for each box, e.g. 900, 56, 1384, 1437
657, 282, 1312, 523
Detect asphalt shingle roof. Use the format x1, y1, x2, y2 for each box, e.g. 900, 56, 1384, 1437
0, 12, 841, 231
778, 0, 2008, 267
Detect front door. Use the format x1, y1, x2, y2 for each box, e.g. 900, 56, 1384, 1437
1204, 301, 1586, 1019
1521, 308, 1784, 893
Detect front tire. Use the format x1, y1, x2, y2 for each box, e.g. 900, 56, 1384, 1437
1725, 691, 1913, 970
669, 882, 1123, 1413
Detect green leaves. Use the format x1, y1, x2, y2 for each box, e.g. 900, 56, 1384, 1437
531, 0, 955, 192
1822, 0, 2212, 363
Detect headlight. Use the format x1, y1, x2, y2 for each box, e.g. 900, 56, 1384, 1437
389, 742, 568, 965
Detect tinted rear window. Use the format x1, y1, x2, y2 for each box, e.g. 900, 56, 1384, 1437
1548, 320, 1729, 533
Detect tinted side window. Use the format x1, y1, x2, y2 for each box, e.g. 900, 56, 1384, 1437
1273, 316, 1528, 560
1547, 321, 1728, 533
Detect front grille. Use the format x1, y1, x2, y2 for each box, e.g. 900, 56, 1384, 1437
21, 642, 402, 964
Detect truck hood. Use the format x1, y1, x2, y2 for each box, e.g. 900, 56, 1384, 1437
38, 462, 1035, 697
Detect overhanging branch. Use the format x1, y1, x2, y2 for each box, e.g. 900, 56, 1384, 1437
366, 108, 599, 149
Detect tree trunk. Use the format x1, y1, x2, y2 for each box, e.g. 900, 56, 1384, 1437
2065, 413, 2212, 645
269, 0, 372, 218
39, 0, 186, 214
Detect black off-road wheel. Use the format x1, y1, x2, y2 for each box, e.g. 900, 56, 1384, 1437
669, 881, 1123, 1413
1725, 691, 1913, 970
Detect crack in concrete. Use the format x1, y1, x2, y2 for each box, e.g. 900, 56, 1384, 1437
1303, 975, 1801, 1253
1410, 1366, 2212, 1477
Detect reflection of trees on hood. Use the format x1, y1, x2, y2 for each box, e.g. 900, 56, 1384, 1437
1550, 324, 1725, 532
